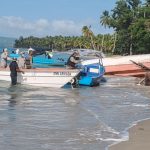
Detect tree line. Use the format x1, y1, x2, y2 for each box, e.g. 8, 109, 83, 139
14, 0, 150, 55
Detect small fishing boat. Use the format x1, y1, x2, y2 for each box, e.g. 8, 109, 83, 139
70, 58, 105, 87
0, 67, 80, 88
32, 52, 70, 66
5, 51, 106, 88
9, 52, 70, 66
0, 63, 105, 88
78, 63, 105, 86
9, 48, 104, 66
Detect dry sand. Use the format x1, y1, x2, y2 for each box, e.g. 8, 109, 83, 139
109, 119, 150, 150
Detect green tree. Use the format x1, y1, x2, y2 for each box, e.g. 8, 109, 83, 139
82, 26, 96, 49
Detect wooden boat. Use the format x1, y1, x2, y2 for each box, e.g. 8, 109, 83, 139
105, 62, 150, 77
0, 67, 80, 88
81, 54, 150, 77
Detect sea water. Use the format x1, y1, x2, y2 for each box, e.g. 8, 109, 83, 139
0, 76, 150, 150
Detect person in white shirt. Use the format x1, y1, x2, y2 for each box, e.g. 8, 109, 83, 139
16, 48, 20, 54
17, 52, 25, 69
0, 48, 11, 68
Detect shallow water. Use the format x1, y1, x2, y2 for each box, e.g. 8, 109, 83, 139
0, 76, 150, 150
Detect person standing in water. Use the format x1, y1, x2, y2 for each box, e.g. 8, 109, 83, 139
9, 58, 24, 85
0, 48, 11, 68
17, 52, 25, 69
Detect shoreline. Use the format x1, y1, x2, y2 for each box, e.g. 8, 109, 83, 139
108, 119, 150, 150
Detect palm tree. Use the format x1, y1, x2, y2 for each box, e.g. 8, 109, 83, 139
112, 33, 117, 54
100, 10, 110, 28
100, 10, 111, 52
82, 26, 96, 49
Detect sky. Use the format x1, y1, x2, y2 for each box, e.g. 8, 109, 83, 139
0, 0, 117, 38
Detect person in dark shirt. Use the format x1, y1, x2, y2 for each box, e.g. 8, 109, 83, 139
66, 52, 80, 69
9, 58, 24, 85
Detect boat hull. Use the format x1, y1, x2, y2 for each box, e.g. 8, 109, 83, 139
0, 68, 79, 88
105, 62, 150, 77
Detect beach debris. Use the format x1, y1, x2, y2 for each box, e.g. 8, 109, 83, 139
130, 60, 150, 71
130, 60, 150, 86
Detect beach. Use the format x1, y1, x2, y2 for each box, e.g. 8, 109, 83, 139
109, 119, 150, 150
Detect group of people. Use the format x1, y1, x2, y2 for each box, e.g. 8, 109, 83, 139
0, 48, 33, 85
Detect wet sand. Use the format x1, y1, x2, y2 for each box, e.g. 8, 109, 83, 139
109, 119, 150, 150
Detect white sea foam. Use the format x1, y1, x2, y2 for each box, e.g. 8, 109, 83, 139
106, 118, 150, 150
98, 137, 128, 142
131, 103, 149, 108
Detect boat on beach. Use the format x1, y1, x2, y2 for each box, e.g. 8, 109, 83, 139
82, 54, 150, 77
105, 62, 150, 77
7, 51, 150, 86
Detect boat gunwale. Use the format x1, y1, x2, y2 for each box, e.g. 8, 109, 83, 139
0, 67, 80, 73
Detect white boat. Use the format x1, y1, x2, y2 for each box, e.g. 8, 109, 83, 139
68, 48, 104, 57
0, 67, 80, 88
81, 54, 150, 66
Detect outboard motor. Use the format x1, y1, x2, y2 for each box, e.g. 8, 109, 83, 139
70, 77, 79, 88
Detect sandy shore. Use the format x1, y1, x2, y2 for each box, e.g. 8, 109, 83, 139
109, 119, 150, 150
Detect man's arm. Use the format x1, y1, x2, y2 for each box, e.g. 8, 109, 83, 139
70, 57, 79, 64
16, 68, 24, 74
16, 63, 24, 74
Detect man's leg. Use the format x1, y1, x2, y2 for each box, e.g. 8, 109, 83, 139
11, 75, 17, 85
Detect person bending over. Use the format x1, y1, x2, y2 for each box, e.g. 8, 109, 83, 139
66, 52, 80, 69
